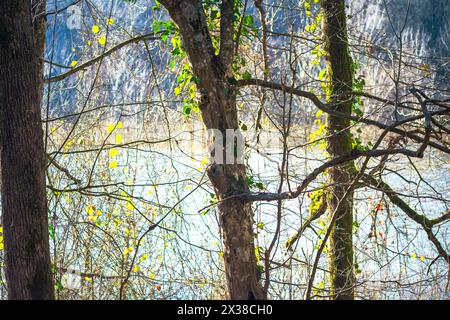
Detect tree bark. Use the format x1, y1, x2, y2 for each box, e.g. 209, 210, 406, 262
0, 0, 54, 299
321, 0, 356, 300
159, 0, 265, 299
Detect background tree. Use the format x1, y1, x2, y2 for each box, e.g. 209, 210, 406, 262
322, 0, 356, 299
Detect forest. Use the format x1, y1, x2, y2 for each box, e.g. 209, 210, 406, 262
0, 0, 449, 301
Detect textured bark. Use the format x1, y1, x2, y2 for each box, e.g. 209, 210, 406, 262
321, 0, 356, 300
0, 0, 54, 299
160, 0, 265, 299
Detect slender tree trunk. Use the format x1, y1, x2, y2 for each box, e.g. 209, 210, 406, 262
0, 0, 54, 299
160, 0, 265, 299
321, 0, 356, 300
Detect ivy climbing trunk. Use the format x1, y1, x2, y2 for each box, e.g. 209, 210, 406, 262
0, 0, 54, 299
321, 0, 356, 300
159, 0, 265, 300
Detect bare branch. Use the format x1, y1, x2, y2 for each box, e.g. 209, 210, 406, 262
45, 33, 161, 83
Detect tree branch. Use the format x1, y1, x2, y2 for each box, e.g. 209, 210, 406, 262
241, 146, 434, 203
285, 197, 327, 251
237, 78, 450, 154
45, 33, 161, 83
362, 174, 450, 263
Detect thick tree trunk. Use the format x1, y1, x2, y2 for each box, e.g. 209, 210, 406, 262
202, 88, 265, 300
0, 0, 54, 299
321, 0, 355, 300
160, 0, 265, 299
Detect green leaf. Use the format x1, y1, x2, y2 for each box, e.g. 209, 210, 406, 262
190, 76, 200, 85
243, 15, 254, 27
182, 103, 192, 116
48, 224, 55, 240
55, 281, 63, 290
242, 71, 252, 80
171, 47, 181, 56
354, 108, 363, 117
255, 182, 264, 190
152, 0, 161, 10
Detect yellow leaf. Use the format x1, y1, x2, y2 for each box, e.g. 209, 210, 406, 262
86, 205, 95, 215
109, 148, 118, 157
116, 121, 123, 129
106, 123, 115, 132
106, 18, 115, 25
92, 25, 100, 34
411, 253, 417, 258
109, 161, 118, 169
84, 276, 92, 281
126, 201, 134, 211
0, 243, 3, 250
133, 265, 140, 272
419, 256, 425, 261
149, 272, 155, 280
87, 40, 92, 46
115, 134, 123, 144
70, 60, 78, 67
140, 254, 149, 262
200, 156, 208, 166
98, 36, 106, 45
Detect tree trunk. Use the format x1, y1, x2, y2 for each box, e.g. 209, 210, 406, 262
160, 0, 265, 299
321, 0, 355, 300
0, 0, 54, 299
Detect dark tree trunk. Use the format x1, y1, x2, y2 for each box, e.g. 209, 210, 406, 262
321, 0, 356, 300
160, 0, 265, 299
0, 0, 54, 299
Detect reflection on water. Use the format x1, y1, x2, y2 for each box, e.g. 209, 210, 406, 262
7, 132, 448, 300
